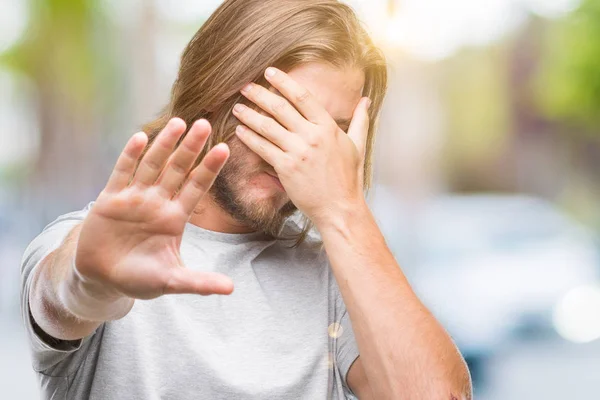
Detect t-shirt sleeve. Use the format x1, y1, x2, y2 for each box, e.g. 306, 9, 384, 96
20, 201, 99, 375
334, 290, 360, 398
315, 237, 360, 399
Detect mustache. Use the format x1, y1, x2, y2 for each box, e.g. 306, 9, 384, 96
262, 167, 278, 177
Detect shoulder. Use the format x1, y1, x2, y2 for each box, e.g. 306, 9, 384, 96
22, 201, 95, 272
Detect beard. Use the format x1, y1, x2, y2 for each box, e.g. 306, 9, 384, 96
209, 137, 298, 238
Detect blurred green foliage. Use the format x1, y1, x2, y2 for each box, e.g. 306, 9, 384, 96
442, 44, 512, 165
536, 0, 600, 133
0, 0, 121, 197
0, 0, 112, 108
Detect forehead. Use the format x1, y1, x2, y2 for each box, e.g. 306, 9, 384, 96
286, 62, 365, 121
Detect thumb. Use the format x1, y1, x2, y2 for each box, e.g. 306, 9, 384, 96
347, 97, 371, 158
163, 267, 234, 296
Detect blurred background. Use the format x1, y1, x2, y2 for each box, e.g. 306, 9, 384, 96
1, 0, 599, 398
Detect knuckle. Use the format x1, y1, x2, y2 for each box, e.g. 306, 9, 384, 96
295, 90, 311, 104
143, 158, 161, 171
307, 133, 321, 148
271, 100, 288, 115
156, 137, 173, 150
259, 118, 274, 134
190, 176, 209, 193
202, 161, 221, 175
180, 138, 199, 154
253, 90, 264, 105
169, 162, 187, 176
113, 163, 130, 176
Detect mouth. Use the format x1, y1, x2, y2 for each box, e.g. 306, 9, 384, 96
265, 172, 285, 191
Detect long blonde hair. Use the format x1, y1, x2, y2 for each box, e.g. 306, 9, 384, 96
142, 0, 388, 245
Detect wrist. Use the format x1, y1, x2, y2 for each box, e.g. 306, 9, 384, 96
57, 256, 134, 322
311, 196, 370, 232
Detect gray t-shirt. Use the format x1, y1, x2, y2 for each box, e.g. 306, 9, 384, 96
20, 202, 360, 399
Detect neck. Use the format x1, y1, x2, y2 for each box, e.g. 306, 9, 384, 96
188, 194, 255, 234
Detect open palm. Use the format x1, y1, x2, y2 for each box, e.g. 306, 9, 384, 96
75, 118, 234, 300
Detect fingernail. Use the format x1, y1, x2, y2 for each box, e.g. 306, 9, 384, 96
233, 103, 246, 113
235, 125, 245, 135
265, 67, 277, 78
241, 83, 253, 93
365, 98, 372, 109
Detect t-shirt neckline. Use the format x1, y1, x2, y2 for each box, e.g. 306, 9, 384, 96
184, 222, 276, 244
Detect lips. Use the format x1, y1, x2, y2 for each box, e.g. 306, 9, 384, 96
265, 171, 279, 180
265, 172, 285, 191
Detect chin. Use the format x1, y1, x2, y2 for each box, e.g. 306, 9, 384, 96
210, 155, 296, 236
247, 188, 289, 211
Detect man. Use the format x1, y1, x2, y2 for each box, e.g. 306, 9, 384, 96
21, 0, 471, 399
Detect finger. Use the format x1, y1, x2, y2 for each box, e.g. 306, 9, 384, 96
163, 268, 234, 296
239, 82, 307, 132
234, 125, 284, 167
347, 97, 371, 158
156, 119, 211, 198
132, 118, 187, 187
263, 67, 331, 125
231, 103, 292, 151
105, 132, 148, 192
176, 143, 230, 215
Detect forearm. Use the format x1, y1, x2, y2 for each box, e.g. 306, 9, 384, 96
29, 223, 133, 341
316, 201, 471, 399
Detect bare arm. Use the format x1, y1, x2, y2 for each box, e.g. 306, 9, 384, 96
316, 202, 472, 400
26, 117, 232, 343
28, 223, 116, 341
